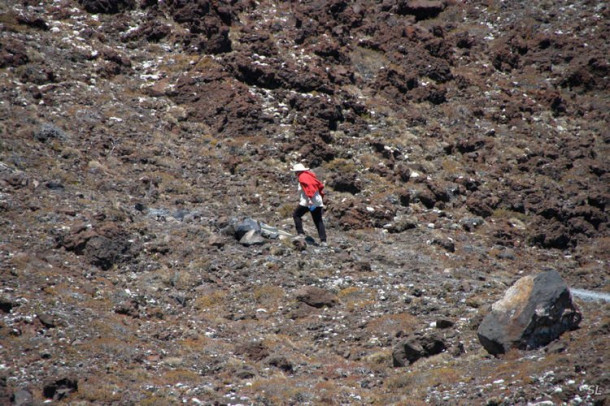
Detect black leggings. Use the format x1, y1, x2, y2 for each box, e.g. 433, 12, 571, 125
293, 205, 326, 242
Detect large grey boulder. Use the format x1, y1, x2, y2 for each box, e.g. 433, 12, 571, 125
478, 270, 582, 355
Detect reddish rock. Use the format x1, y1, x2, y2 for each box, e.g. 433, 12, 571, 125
295, 286, 338, 308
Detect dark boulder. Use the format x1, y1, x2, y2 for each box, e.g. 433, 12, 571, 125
78, 0, 136, 14
266, 355, 294, 373
16, 14, 49, 31
396, 0, 445, 21
393, 332, 447, 366
0, 297, 16, 314
57, 222, 134, 270
43, 377, 78, 401
329, 172, 362, 195
165, 0, 233, 54
0, 39, 29, 68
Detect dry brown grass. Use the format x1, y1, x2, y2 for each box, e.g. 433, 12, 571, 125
577, 236, 610, 262
440, 156, 464, 174
159, 368, 201, 385
385, 366, 463, 392
338, 286, 376, 311
176, 335, 211, 351
373, 398, 429, 406
193, 289, 228, 310
248, 376, 309, 404
363, 349, 393, 369
139, 395, 179, 406
324, 157, 359, 173
492, 208, 530, 222
78, 375, 125, 403
0, 11, 25, 32
277, 203, 295, 219
366, 313, 420, 336
80, 336, 131, 358
253, 285, 285, 310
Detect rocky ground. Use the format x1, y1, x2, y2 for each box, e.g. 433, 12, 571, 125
0, 0, 608, 404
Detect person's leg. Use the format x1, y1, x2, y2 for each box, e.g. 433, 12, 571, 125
293, 205, 308, 235
310, 207, 327, 242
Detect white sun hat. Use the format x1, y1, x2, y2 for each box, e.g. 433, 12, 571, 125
291, 163, 309, 172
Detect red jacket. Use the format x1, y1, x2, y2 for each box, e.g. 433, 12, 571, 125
298, 171, 325, 198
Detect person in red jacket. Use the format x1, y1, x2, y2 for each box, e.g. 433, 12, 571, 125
292, 163, 327, 245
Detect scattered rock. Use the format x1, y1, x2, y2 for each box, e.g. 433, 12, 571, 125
1, 0, 607, 403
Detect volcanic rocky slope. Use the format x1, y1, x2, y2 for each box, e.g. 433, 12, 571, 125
0, 0, 608, 404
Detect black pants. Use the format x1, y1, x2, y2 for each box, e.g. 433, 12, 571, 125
293, 205, 326, 242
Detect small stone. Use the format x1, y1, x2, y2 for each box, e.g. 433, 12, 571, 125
11, 389, 33, 406
37, 313, 56, 328
208, 234, 226, 248
436, 318, 454, 329
239, 229, 265, 246
292, 236, 307, 251
43, 377, 78, 401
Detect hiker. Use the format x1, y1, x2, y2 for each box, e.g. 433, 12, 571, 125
291, 163, 327, 245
